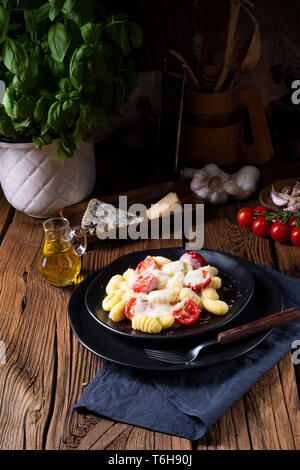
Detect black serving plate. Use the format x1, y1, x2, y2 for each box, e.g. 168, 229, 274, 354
68, 257, 283, 371
84, 249, 254, 341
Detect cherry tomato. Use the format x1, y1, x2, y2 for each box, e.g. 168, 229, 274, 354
137, 256, 158, 273
288, 217, 300, 228
132, 272, 157, 293
124, 297, 137, 320
252, 217, 270, 237
290, 227, 300, 247
272, 216, 279, 224
254, 205, 267, 216
237, 207, 254, 227
180, 252, 206, 269
172, 299, 200, 325
270, 222, 290, 243
184, 269, 211, 291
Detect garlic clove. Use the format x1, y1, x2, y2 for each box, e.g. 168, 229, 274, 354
190, 173, 207, 193
270, 185, 290, 207
223, 178, 243, 197
210, 191, 228, 205
232, 166, 260, 194
194, 185, 211, 200
291, 181, 300, 198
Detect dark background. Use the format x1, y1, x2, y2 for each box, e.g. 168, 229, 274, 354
97, 0, 300, 196
103, 0, 300, 104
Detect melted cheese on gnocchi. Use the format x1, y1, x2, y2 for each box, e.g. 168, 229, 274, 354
102, 254, 229, 334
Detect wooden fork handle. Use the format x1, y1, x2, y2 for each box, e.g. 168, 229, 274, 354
218, 308, 300, 344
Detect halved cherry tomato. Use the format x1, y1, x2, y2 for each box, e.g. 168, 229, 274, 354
137, 256, 158, 273
124, 297, 137, 320
252, 217, 270, 237
270, 222, 290, 243
254, 205, 267, 216
132, 272, 157, 293
172, 299, 200, 325
185, 269, 211, 291
237, 207, 254, 227
290, 227, 300, 247
288, 217, 300, 228
180, 251, 206, 269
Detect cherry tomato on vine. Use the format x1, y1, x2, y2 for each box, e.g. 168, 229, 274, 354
290, 227, 300, 247
288, 217, 300, 228
270, 222, 290, 243
252, 217, 270, 237
254, 205, 267, 216
237, 207, 254, 227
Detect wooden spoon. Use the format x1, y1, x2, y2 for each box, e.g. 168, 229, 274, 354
193, 0, 230, 75
214, 0, 243, 91
169, 49, 199, 89
227, 6, 261, 88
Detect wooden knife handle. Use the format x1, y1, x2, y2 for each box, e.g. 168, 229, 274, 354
218, 308, 300, 344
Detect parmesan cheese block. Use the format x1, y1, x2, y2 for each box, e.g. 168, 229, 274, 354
146, 192, 180, 219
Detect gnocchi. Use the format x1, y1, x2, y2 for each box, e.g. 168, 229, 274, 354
102, 253, 229, 334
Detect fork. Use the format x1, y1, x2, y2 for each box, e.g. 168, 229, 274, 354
144, 308, 300, 364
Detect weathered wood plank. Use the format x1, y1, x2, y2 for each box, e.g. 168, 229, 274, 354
197, 199, 299, 450
0, 188, 14, 242
0, 209, 189, 450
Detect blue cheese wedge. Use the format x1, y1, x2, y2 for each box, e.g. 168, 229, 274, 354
82, 198, 144, 235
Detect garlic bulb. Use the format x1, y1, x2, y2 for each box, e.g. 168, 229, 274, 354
190, 164, 260, 204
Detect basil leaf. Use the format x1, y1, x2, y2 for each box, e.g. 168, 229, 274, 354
48, 55, 68, 78
0, 104, 16, 137
0, 6, 9, 44
36, 3, 51, 23
59, 77, 73, 93
62, 99, 78, 127
14, 94, 36, 119
48, 22, 69, 62
80, 22, 102, 43
57, 142, 68, 161
120, 24, 130, 56
3, 38, 28, 76
49, 0, 65, 9
3, 86, 16, 118
69, 44, 104, 92
34, 96, 49, 122
24, 4, 50, 39
48, 7, 60, 22
62, 0, 92, 26
128, 22, 143, 49
12, 116, 31, 132
47, 101, 64, 131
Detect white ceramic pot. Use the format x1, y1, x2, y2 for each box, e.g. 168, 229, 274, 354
0, 139, 95, 217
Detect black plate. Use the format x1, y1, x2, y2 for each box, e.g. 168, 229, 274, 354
84, 249, 254, 341
68, 258, 282, 371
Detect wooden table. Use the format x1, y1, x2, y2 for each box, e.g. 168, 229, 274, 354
0, 158, 300, 450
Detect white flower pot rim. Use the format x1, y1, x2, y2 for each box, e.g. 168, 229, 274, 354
0, 139, 96, 217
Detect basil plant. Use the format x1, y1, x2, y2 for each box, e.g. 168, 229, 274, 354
0, 0, 142, 160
